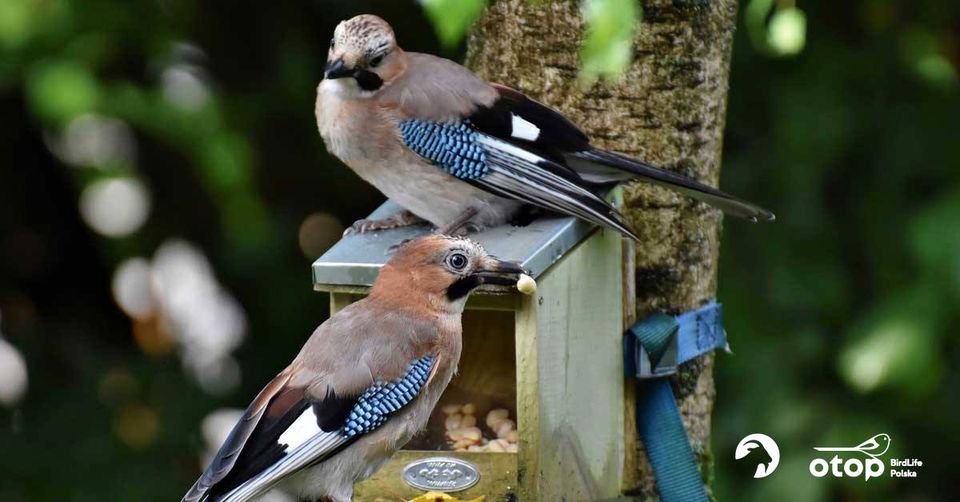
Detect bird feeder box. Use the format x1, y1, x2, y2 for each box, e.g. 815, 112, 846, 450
313, 201, 626, 501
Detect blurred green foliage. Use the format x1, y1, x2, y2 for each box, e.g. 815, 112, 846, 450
421, 0, 487, 49
747, 0, 807, 56
0, 1, 958, 501
580, 0, 639, 84
421, 0, 643, 82
717, 0, 960, 500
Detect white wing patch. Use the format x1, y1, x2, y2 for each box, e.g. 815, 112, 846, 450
478, 135, 542, 163
278, 407, 320, 451
510, 114, 540, 141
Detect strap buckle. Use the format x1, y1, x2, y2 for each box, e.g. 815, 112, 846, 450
632, 331, 679, 378
624, 302, 726, 380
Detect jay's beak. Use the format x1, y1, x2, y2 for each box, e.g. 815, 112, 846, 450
325, 58, 355, 80
474, 257, 525, 287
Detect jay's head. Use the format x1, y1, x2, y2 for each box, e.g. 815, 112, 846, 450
324, 15, 403, 96
372, 235, 525, 313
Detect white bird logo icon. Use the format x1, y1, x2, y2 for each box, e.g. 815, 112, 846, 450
814, 433, 891, 458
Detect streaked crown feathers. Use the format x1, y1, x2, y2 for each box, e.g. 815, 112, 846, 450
333, 15, 396, 60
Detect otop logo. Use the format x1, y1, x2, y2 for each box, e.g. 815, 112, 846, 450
809, 433, 890, 481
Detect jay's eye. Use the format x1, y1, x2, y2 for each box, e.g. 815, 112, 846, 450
446, 252, 468, 271
369, 54, 384, 67
329, 39, 335, 49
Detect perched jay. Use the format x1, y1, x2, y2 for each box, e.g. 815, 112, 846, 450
316, 15, 774, 241
182, 235, 524, 502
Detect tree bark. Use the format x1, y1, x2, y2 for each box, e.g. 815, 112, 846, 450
467, 0, 738, 498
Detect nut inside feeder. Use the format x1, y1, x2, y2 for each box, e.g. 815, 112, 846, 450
405, 309, 518, 454
441, 405, 518, 453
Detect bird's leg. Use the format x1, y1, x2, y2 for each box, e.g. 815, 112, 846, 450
386, 208, 482, 255
434, 207, 483, 236
344, 210, 425, 236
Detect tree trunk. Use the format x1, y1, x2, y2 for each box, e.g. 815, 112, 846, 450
467, 0, 738, 498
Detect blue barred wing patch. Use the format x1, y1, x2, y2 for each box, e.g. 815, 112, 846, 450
399, 120, 488, 180
341, 355, 434, 438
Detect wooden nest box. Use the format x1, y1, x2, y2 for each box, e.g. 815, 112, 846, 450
313, 202, 625, 501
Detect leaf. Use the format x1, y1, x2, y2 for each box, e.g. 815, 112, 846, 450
767, 7, 806, 56
900, 28, 958, 89
838, 287, 946, 396
27, 60, 100, 125
420, 0, 487, 50
745, 0, 806, 58
0, 0, 34, 49
579, 0, 639, 85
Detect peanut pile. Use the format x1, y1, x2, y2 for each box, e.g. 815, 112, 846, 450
440, 403, 518, 453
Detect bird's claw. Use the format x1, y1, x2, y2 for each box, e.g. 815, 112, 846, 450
434, 221, 485, 237
344, 218, 399, 236
460, 222, 484, 235
436, 222, 484, 237
344, 211, 426, 236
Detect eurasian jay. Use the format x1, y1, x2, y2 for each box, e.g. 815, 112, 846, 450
316, 15, 774, 241
182, 235, 524, 502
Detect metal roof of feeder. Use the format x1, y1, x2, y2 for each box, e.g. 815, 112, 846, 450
312, 201, 597, 292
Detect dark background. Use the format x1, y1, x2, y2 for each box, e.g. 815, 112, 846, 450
0, 0, 958, 500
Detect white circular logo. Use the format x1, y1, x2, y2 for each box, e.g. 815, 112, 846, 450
735, 433, 780, 478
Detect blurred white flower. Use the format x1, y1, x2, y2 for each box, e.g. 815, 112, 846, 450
110, 240, 248, 394
187, 352, 242, 396
0, 337, 28, 406
153, 241, 247, 384
79, 177, 151, 237
112, 258, 154, 320
47, 114, 137, 168
171, 42, 208, 66
162, 64, 210, 111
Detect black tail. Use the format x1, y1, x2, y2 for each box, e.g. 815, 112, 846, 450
569, 149, 775, 222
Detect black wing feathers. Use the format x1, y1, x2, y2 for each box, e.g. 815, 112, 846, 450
207, 390, 310, 499
193, 382, 358, 501
467, 84, 774, 222
183, 373, 292, 502
468, 84, 590, 163
472, 84, 589, 149
570, 149, 776, 222
473, 138, 641, 240
314, 387, 356, 432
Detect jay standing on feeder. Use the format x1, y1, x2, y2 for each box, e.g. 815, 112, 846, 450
316, 15, 774, 241
182, 235, 525, 502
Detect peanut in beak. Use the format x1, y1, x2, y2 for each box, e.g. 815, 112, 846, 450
516, 274, 536, 295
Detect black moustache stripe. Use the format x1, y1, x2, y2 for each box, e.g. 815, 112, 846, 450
446, 275, 482, 301
355, 70, 383, 91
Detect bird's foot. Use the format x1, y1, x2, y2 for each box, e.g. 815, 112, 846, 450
344, 210, 425, 236
437, 222, 485, 237
434, 208, 483, 236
